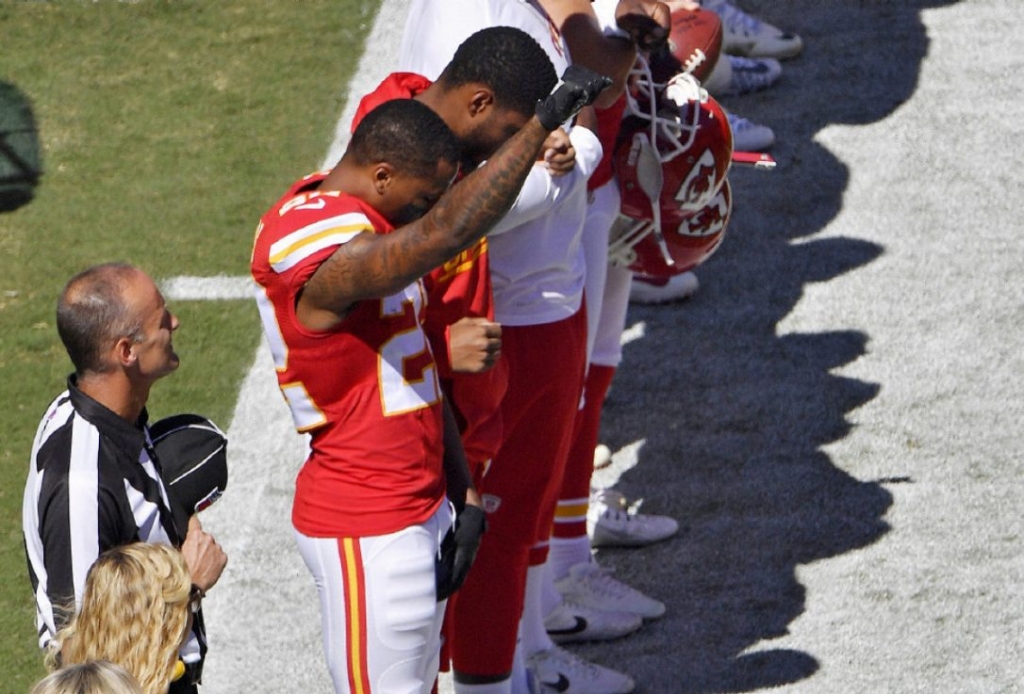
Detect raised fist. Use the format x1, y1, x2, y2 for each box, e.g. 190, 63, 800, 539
535, 64, 613, 131
615, 0, 672, 51
449, 316, 502, 374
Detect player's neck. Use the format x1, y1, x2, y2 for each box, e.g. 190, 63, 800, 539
415, 84, 446, 117
320, 160, 373, 202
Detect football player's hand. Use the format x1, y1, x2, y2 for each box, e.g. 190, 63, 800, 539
181, 515, 228, 594
542, 128, 577, 177
536, 64, 613, 131
436, 504, 487, 601
449, 317, 502, 373
615, 0, 671, 51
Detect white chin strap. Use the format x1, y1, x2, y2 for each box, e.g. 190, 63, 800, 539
620, 132, 676, 269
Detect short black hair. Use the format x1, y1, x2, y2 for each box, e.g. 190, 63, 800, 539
56, 263, 143, 375
439, 26, 558, 115
347, 99, 460, 179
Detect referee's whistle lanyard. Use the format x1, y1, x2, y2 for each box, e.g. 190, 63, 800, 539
145, 439, 184, 545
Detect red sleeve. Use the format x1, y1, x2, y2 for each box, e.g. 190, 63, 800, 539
588, 94, 628, 191
422, 238, 492, 378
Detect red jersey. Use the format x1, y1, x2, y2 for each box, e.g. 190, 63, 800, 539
251, 172, 445, 537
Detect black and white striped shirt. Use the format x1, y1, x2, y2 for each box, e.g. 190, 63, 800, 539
22, 375, 182, 648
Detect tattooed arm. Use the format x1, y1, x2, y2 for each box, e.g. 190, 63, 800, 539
299, 66, 611, 329
298, 117, 551, 329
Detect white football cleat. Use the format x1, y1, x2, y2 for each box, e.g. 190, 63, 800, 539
544, 598, 643, 644
703, 54, 783, 97
555, 561, 666, 620
588, 488, 680, 548
527, 645, 635, 694
702, 0, 804, 60
727, 112, 776, 152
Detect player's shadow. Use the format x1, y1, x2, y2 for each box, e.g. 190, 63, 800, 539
574, 1, 959, 691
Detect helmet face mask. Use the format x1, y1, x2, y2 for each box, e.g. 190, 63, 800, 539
610, 179, 732, 276
613, 56, 734, 277
624, 60, 705, 162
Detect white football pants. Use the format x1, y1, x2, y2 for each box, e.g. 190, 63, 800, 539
295, 502, 455, 694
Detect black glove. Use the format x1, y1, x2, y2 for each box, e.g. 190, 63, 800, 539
535, 64, 613, 131
435, 504, 487, 602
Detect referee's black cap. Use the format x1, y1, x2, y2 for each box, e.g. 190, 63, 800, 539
150, 413, 228, 536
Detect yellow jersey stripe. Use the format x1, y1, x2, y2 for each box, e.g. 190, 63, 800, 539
268, 212, 372, 273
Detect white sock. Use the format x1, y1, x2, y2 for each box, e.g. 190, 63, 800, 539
519, 563, 555, 658
548, 535, 592, 581
509, 640, 532, 694
540, 561, 563, 619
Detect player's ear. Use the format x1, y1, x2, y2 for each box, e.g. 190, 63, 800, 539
467, 88, 495, 117
372, 163, 394, 195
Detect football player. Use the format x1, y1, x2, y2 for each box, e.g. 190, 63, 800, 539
250, 68, 609, 694
400, 2, 669, 693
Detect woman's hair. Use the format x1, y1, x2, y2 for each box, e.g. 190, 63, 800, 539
47, 544, 192, 694
31, 660, 143, 694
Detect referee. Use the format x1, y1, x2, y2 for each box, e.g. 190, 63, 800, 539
22, 263, 227, 693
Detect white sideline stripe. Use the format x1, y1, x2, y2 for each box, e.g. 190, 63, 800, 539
320, 0, 410, 171
160, 275, 254, 301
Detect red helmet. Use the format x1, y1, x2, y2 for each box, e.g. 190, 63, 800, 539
648, 7, 723, 84
612, 63, 733, 275
609, 178, 732, 276
622, 64, 733, 210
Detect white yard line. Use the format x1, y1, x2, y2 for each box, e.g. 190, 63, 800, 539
161, 275, 253, 301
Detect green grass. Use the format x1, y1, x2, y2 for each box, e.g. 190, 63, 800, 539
0, 1, 377, 685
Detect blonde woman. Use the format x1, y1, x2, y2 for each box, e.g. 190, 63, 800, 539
30, 661, 143, 694
46, 544, 196, 694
